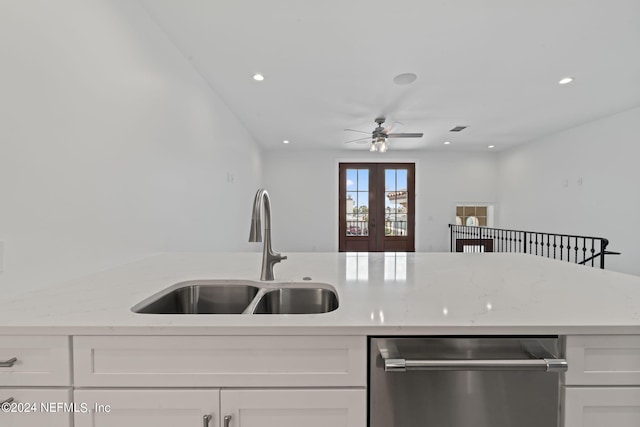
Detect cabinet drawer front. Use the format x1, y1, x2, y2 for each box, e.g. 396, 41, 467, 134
74, 336, 366, 387
0, 388, 72, 427
563, 387, 640, 427
566, 335, 640, 385
74, 389, 219, 427
0, 336, 71, 386
220, 388, 366, 427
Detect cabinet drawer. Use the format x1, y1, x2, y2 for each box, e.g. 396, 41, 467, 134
74, 335, 366, 387
566, 335, 640, 385
0, 388, 72, 427
0, 336, 71, 386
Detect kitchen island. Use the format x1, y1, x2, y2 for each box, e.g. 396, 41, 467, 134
1, 252, 640, 427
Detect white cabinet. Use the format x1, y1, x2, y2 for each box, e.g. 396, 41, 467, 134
564, 335, 640, 427
72, 388, 366, 427
74, 389, 220, 427
220, 389, 366, 427
0, 336, 72, 427
0, 388, 72, 427
71, 336, 366, 427
564, 387, 640, 427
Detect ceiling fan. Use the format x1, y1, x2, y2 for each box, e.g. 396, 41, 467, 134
344, 117, 424, 152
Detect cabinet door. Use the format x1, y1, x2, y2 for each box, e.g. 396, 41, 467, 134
0, 388, 71, 427
564, 387, 640, 427
220, 389, 366, 427
74, 389, 219, 427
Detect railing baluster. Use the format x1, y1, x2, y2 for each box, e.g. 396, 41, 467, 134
601, 238, 609, 269
549, 235, 552, 257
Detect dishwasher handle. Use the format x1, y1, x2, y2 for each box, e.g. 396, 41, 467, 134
385, 358, 568, 373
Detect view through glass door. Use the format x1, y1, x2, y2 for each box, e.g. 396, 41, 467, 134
339, 163, 415, 252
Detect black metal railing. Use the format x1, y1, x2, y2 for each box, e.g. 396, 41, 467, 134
448, 224, 620, 269
346, 220, 408, 236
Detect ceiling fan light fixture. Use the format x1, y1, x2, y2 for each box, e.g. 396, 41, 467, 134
346, 118, 422, 152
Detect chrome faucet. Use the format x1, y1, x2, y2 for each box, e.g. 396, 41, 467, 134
249, 189, 287, 280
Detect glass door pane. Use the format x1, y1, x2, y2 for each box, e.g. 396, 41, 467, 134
384, 168, 408, 236
345, 168, 368, 236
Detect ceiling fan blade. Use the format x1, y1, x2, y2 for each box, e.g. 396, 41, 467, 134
344, 128, 371, 134
343, 136, 372, 144
382, 121, 403, 134
386, 133, 424, 139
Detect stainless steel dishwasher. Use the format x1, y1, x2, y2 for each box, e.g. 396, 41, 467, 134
369, 337, 567, 427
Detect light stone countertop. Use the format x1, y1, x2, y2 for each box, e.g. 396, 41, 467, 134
0, 252, 639, 336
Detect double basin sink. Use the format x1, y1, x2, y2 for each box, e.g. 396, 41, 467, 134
132, 280, 338, 315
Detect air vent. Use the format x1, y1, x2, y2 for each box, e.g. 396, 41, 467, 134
450, 126, 467, 132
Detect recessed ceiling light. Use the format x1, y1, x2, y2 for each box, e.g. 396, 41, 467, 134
488, 145, 495, 149
393, 73, 417, 85
253, 73, 265, 81
558, 76, 574, 85
282, 140, 290, 144
444, 141, 451, 145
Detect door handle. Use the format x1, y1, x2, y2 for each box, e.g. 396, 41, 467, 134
0, 357, 17, 367
385, 358, 568, 372
1, 397, 15, 406
224, 414, 232, 427
203, 414, 212, 427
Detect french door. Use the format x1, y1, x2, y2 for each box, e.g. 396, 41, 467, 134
339, 163, 415, 252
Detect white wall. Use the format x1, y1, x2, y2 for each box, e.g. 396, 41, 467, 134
498, 106, 640, 276
0, 0, 262, 295
263, 150, 499, 252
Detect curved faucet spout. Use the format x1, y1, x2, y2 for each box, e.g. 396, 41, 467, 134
249, 189, 286, 280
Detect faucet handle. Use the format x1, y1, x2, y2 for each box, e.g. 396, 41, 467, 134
271, 252, 287, 263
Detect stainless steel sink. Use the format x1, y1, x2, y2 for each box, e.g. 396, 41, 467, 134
132, 280, 338, 315
132, 281, 260, 314
251, 288, 339, 314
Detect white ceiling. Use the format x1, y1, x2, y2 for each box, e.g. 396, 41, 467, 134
140, 0, 640, 152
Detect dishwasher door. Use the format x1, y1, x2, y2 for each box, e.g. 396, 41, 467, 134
369, 337, 567, 427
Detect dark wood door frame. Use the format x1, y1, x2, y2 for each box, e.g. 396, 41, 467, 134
339, 163, 415, 252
